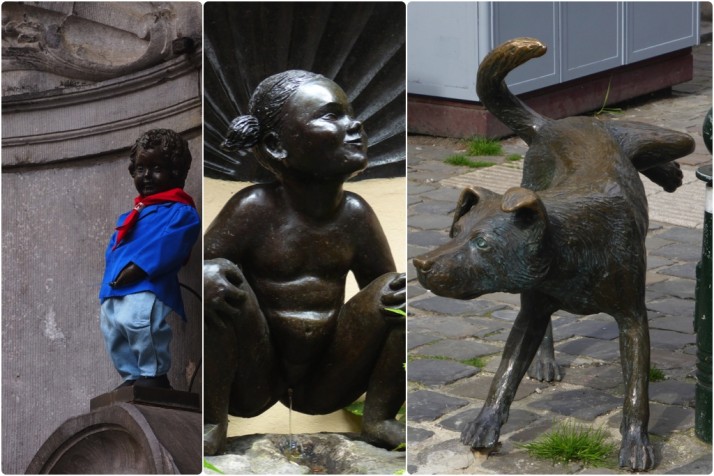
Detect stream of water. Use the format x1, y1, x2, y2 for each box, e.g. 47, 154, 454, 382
285, 388, 302, 458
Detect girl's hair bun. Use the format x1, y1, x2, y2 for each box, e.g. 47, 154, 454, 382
221, 115, 260, 152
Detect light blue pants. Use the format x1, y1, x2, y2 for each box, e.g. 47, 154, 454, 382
100, 292, 172, 381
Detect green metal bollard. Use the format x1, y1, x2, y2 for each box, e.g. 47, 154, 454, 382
695, 107, 712, 443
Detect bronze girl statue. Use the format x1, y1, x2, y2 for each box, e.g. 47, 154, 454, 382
203, 70, 405, 455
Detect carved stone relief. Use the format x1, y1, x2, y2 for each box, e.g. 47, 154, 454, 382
2, 2, 179, 95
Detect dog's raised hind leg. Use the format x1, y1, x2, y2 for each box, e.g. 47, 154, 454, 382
605, 120, 694, 192
462, 292, 558, 449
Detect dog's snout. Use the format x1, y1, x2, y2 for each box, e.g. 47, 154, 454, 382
413, 256, 432, 272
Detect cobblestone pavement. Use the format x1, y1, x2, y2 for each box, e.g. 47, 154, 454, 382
406, 41, 712, 474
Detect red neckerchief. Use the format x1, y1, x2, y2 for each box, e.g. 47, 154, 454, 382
112, 188, 196, 250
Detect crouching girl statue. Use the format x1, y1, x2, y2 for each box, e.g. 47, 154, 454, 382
203, 70, 406, 455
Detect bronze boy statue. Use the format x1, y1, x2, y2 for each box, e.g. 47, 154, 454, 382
99, 129, 200, 390
203, 70, 406, 455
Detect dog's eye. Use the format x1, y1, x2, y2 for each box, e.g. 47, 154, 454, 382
474, 236, 488, 249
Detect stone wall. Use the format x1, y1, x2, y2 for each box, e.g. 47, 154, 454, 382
1, 3, 202, 473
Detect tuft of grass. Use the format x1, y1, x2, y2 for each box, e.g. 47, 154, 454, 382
519, 420, 617, 467
204, 459, 224, 474
397, 403, 406, 421
467, 136, 503, 156
345, 400, 406, 422
415, 354, 487, 368
649, 366, 666, 382
594, 77, 623, 116
506, 154, 522, 162
344, 401, 364, 416
417, 355, 452, 361
461, 357, 487, 368
392, 442, 407, 451
385, 307, 406, 317
445, 154, 496, 168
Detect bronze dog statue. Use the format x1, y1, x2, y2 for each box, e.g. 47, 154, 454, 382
413, 38, 694, 471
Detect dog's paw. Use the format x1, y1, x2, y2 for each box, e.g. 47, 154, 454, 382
460, 408, 502, 449
619, 430, 655, 471
528, 356, 562, 382
641, 162, 683, 193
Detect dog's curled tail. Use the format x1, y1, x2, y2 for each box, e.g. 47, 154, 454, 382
477, 38, 549, 145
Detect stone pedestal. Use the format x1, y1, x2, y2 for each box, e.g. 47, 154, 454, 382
26, 388, 201, 474
205, 433, 405, 475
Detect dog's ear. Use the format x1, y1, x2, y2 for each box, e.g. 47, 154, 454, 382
450, 186, 498, 238
501, 187, 547, 227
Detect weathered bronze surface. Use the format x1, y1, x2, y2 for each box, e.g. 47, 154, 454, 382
413, 38, 694, 471
204, 70, 405, 455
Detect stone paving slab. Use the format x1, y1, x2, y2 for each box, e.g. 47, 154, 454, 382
441, 408, 542, 435
649, 328, 697, 350
648, 255, 677, 272
556, 337, 622, 362
646, 403, 696, 436
505, 418, 559, 445
652, 240, 705, 262
410, 200, 456, 216
410, 296, 506, 316
408, 390, 469, 422
408, 359, 480, 387
666, 455, 713, 474
659, 262, 698, 280
480, 350, 584, 375
441, 163, 523, 195
649, 380, 696, 406
647, 278, 697, 300
408, 314, 505, 339
657, 226, 706, 243
647, 297, 697, 317
407, 333, 442, 350
649, 314, 697, 334
408, 438, 478, 474
649, 348, 697, 372
407, 244, 428, 259
446, 374, 550, 402
413, 339, 502, 361
553, 319, 621, 341
527, 389, 622, 421
408, 213, 456, 231
408, 229, 449, 248
560, 364, 624, 391
407, 426, 435, 444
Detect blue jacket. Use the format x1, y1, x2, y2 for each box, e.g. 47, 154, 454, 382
99, 201, 200, 319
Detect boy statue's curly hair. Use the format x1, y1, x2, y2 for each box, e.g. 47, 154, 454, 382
129, 129, 193, 187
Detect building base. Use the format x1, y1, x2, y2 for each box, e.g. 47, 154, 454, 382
408, 48, 693, 139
